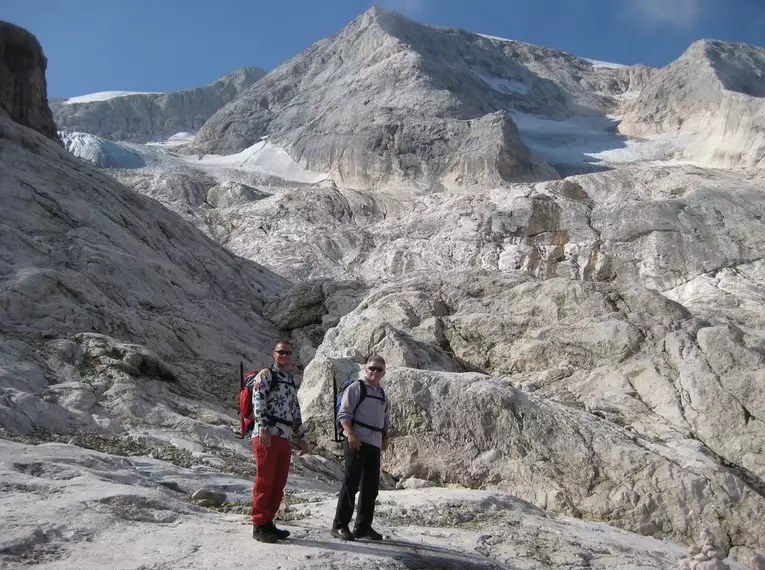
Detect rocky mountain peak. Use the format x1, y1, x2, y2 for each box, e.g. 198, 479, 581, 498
357, 4, 388, 25
670, 39, 765, 87
190, 8, 659, 190
697, 39, 765, 96
0, 20, 59, 141
619, 38, 765, 168
222, 65, 265, 84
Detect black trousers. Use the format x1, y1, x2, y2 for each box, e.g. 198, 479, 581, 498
333, 441, 381, 531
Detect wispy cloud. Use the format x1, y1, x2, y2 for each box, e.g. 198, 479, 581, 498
377, 0, 427, 18
625, 0, 705, 28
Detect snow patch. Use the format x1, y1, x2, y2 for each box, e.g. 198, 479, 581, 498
168, 132, 195, 141
596, 90, 643, 102
586, 58, 627, 69
58, 131, 330, 185
477, 33, 513, 43
511, 112, 697, 167
187, 141, 329, 184
475, 72, 529, 95
146, 132, 197, 148
62, 91, 162, 104
587, 131, 700, 164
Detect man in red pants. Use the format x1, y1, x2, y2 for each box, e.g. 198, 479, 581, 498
251, 340, 309, 542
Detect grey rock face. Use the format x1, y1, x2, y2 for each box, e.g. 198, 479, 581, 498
206, 181, 269, 209
620, 40, 765, 168
299, 271, 765, 553
0, 116, 289, 441
189, 8, 655, 189
110, 161, 765, 351
264, 279, 370, 363
205, 167, 765, 335
52, 66, 266, 142
0, 21, 58, 141
109, 169, 273, 243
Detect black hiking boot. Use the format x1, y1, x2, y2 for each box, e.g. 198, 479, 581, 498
252, 524, 279, 543
330, 525, 355, 541
353, 526, 383, 541
267, 522, 291, 539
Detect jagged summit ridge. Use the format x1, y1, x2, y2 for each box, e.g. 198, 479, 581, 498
51, 66, 266, 142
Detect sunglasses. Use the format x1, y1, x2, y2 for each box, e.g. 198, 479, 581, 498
274, 350, 293, 356
367, 366, 385, 373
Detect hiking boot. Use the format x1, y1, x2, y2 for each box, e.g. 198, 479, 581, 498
252, 524, 279, 543
267, 522, 291, 540
353, 526, 383, 541
330, 525, 355, 541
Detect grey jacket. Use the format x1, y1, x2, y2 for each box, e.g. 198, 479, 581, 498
337, 379, 390, 448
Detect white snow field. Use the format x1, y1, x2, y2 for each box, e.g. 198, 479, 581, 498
585, 58, 627, 69
62, 90, 162, 104
510, 111, 698, 169
60, 131, 328, 185
190, 140, 330, 184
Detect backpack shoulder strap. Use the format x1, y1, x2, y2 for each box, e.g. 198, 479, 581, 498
352, 380, 367, 417
269, 367, 297, 391
361, 382, 385, 403
263, 367, 276, 391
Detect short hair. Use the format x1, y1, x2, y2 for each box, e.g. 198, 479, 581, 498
366, 355, 386, 367
274, 340, 293, 350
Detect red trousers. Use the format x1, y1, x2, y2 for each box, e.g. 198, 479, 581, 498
251, 435, 292, 526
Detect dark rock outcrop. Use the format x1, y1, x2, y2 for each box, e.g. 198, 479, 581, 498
0, 21, 59, 141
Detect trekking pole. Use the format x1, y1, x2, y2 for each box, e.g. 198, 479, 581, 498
235, 361, 245, 439
332, 373, 340, 443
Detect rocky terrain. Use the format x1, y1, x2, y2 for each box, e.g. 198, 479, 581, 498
51, 65, 266, 142
0, 60, 288, 445
298, 272, 765, 552
2, 8, 765, 570
4, 438, 715, 570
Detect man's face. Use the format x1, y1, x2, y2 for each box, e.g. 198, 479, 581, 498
365, 361, 385, 385
273, 343, 294, 369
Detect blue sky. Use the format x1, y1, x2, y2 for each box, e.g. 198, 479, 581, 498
3, 0, 764, 99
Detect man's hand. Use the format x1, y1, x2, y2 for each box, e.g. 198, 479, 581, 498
259, 430, 271, 448
298, 439, 309, 456
347, 431, 361, 450
381, 435, 389, 452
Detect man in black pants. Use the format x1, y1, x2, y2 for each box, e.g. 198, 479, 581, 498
331, 355, 390, 541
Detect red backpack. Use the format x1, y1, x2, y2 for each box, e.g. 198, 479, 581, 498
237, 363, 272, 439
